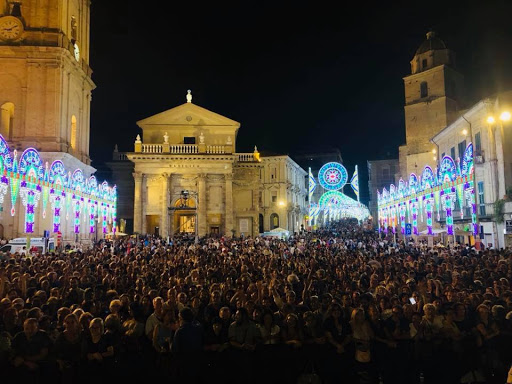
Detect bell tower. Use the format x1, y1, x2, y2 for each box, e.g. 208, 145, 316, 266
0, 0, 94, 171
398, 31, 464, 178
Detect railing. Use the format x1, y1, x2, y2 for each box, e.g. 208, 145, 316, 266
112, 152, 129, 161
141, 144, 163, 153
140, 144, 199, 154
436, 203, 494, 221
236, 153, 256, 162
206, 145, 226, 154
169, 144, 198, 154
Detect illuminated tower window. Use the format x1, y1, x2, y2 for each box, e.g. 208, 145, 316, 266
70, 115, 77, 150
0, 102, 14, 140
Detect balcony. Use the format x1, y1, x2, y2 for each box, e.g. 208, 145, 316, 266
141, 144, 199, 154
435, 203, 494, 222
236, 153, 259, 162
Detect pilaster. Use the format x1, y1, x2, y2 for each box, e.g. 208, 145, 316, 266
133, 172, 142, 234
161, 173, 169, 239
224, 174, 233, 236
198, 174, 207, 236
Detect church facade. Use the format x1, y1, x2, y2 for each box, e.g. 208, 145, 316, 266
125, 92, 307, 238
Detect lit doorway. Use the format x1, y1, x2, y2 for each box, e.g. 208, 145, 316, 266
146, 215, 160, 235
171, 195, 197, 234
178, 214, 196, 233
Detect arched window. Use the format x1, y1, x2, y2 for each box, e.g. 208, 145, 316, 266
70, 115, 77, 150
420, 82, 428, 98
0, 102, 14, 140
270, 213, 279, 229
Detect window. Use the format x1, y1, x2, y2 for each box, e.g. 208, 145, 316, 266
270, 167, 277, 180
478, 182, 485, 216
71, 16, 78, 42
70, 115, 77, 150
184, 137, 195, 144
420, 82, 428, 98
271, 191, 277, 203
381, 168, 390, 179
270, 213, 279, 229
450, 147, 455, 159
441, 152, 445, 159
422, 59, 427, 69
458, 140, 466, 159
0, 102, 14, 140
475, 132, 481, 155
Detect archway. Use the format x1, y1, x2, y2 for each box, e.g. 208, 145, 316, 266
172, 196, 197, 234
270, 213, 279, 230
259, 213, 264, 233
0, 102, 14, 140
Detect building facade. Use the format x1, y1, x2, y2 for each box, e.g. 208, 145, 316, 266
259, 156, 307, 234
432, 92, 512, 248
0, 1, 115, 242
125, 92, 307, 238
367, 158, 399, 224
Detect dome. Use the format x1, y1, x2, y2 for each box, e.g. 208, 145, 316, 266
415, 31, 447, 55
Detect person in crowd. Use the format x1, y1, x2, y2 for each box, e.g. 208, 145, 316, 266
0, 222, 511, 383
11, 318, 53, 382
54, 314, 83, 384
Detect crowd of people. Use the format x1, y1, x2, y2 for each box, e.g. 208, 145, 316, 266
0, 220, 512, 384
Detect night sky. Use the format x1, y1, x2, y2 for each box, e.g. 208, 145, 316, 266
89, 0, 512, 204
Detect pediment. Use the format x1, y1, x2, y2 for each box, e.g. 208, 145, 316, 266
137, 102, 240, 129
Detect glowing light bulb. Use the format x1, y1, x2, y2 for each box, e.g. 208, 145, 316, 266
500, 111, 511, 121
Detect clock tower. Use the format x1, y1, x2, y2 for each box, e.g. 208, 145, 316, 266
0, 0, 94, 173
398, 31, 464, 178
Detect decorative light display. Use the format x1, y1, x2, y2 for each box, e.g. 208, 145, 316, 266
423, 194, 434, 235
0, 134, 12, 206
350, 165, 359, 201
399, 203, 406, 234
318, 190, 370, 222
0, 134, 116, 236
101, 202, 108, 234
378, 143, 476, 238
411, 198, 419, 235
318, 162, 348, 191
10, 150, 19, 216
18, 148, 44, 233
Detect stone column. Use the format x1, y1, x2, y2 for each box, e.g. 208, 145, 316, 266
133, 172, 143, 234
198, 174, 207, 236
141, 174, 148, 234
224, 174, 234, 236
161, 173, 169, 239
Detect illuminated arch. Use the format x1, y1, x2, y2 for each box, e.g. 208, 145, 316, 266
71, 169, 85, 191
461, 142, 474, 177
87, 175, 98, 196
18, 148, 43, 179
49, 160, 66, 187
409, 173, 419, 194
439, 156, 457, 183
421, 166, 436, 190
0, 133, 12, 173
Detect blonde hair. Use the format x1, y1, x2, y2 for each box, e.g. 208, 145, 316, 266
89, 317, 104, 334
